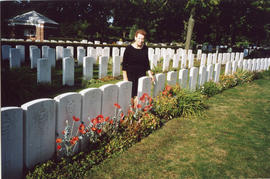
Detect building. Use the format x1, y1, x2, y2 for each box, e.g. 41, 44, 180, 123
8, 10, 58, 41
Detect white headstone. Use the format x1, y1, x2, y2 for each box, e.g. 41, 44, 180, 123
243, 60, 249, 71
256, 59, 261, 71
54, 92, 81, 152
112, 47, 120, 57
207, 53, 213, 65
153, 73, 166, 97
21, 98, 56, 169
197, 49, 202, 60
120, 47, 126, 57
181, 53, 187, 69
113, 56, 121, 77
63, 48, 72, 59
162, 55, 170, 72
1, 107, 23, 179
89, 48, 97, 61
56, 46, 64, 60
67, 46, 74, 57
100, 84, 119, 119
1, 45, 11, 60
230, 52, 235, 61
238, 60, 243, 70
42, 45, 50, 58
189, 67, 198, 91
206, 64, 214, 82
225, 61, 232, 75
179, 69, 188, 89
217, 53, 222, 64
248, 59, 253, 71
77, 47, 86, 65
116, 81, 132, 115
96, 47, 103, 57
99, 56, 109, 79
188, 54, 194, 68
198, 66, 207, 87
214, 63, 221, 83
150, 54, 158, 70
48, 48, 56, 67
63, 57, 74, 86
167, 71, 178, 86
16, 45, 25, 63
30, 47, 40, 69
9, 48, 21, 68
200, 53, 206, 66
102, 47, 110, 57
172, 54, 180, 68
232, 61, 238, 73
83, 56, 95, 80
252, 59, 257, 72
137, 76, 152, 99
37, 58, 51, 84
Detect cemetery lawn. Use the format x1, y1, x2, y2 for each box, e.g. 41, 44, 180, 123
85, 75, 270, 178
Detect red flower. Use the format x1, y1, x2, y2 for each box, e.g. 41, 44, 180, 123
96, 129, 102, 134
70, 140, 76, 145
62, 130, 65, 135
162, 91, 167, 95
105, 116, 110, 122
72, 116, 80, 122
114, 103, 121, 109
165, 85, 172, 92
91, 127, 97, 131
57, 145, 61, 150
56, 138, 62, 143
79, 123, 86, 134
137, 104, 142, 109
110, 120, 113, 124
148, 97, 152, 104
91, 118, 98, 125
140, 95, 146, 103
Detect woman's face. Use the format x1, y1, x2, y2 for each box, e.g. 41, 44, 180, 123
135, 33, 145, 47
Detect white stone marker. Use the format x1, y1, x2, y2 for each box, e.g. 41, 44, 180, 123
99, 56, 109, 79
232, 61, 238, 73
207, 53, 213, 65
48, 48, 56, 67
63, 57, 74, 86
256, 59, 261, 71
137, 76, 152, 99
63, 48, 72, 59
162, 55, 170, 72
116, 81, 132, 115
252, 59, 257, 72
79, 88, 102, 150
197, 49, 202, 60
189, 67, 198, 91
56, 46, 63, 60
153, 73, 166, 97
1, 45, 11, 60
181, 53, 187, 69
238, 60, 243, 70
9, 48, 21, 68
230, 52, 235, 61
102, 47, 110, 57
120, 47, 126, 57
214, 63, 221, 83
200, 53, 206, 66
112, 47, 120, 57
42, 45, 50, 58
113, 56, 121, 77
179, 69, 188, 89
67, 46, 74, 57
16, 45, 25, 63
212, 53, 217, 64
243, 60, 249, 71
21, 98, 56, 169
54, 92, 81, 152
235, 52, 240, 61
198, 66, 207, 87
188, 54, 194, 68
150, 54, 158, 70
77, 48, 86, 65
172, 54, 180, 68
100, 84, 119, 119
248, 59, 253, 71
225, 61, 232, 75
217, 53, 222, 64
30, 47, 40, 69
37, 58, 51, 84
1, 107, 23, 179
206, 64, 214, 82
83, 56, 95, 80
167, 71, 178, 86
96, 47, 103, 57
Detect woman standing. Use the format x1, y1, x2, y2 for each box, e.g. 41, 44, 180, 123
122, 29, 155, 100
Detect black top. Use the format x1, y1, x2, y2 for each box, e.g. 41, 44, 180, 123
122, 45, 150, 72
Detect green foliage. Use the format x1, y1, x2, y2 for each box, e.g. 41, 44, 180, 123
200, 81, 222, 97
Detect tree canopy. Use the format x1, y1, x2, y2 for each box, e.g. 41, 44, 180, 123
1, 0, 270, 47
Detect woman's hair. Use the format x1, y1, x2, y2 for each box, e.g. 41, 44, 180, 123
135, 29, 147, 37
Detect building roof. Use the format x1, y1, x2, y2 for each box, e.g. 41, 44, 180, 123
8, 10, 58, 26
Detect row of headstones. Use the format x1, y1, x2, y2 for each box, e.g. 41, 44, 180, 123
36, 55, 121, 84
1, 38, 104, 44
224, 58, 270, 75
2, 60, 270, 178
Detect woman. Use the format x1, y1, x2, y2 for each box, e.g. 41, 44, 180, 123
122, 29, 155, 100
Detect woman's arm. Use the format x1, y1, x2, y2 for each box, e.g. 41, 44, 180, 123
122, 70, 128, 81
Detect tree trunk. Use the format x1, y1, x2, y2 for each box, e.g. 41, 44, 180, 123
185, 7, 195, 52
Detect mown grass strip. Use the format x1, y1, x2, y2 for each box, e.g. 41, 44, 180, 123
85, 76, 270, 178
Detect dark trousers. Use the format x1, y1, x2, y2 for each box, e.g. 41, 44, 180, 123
127, 70, 146, 98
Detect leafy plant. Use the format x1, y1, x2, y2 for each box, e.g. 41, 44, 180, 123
200, 81, 222, 97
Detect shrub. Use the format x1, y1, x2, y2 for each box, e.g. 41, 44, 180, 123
219, 74, 238, 90
234, 70, 255, 84
200, 81, 222, 97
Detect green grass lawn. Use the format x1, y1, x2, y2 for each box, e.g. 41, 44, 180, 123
85, 76, 270, 178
